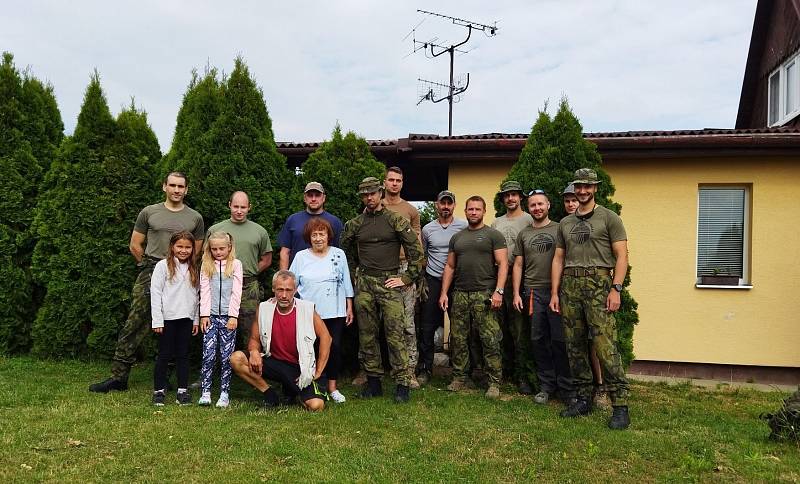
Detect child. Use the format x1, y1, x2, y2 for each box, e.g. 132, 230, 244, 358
199, 231, 243, 408
151, 231, 200, 406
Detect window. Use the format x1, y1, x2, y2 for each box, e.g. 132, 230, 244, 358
768, 49, 800, 126
696, 186, 750, 287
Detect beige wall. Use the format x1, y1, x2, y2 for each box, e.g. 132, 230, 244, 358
447, 160, 514, 223
448, 156, 800, 368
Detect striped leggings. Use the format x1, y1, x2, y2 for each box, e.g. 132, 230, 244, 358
200, 315, 237, 393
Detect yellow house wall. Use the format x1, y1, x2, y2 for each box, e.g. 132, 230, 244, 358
448, 156, 799, 367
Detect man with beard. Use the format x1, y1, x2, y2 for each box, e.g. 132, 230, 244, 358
416, 190, 467, 385
278, 182, 343, 269
440, 196, 507, 399
512, 190, 573, 405
491, 181, 534, 394
550, 169, 631, 430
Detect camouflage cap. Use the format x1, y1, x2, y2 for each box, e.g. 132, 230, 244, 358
497, 180, 525, 197
562, 184, 576, 196
304, 181, 325, 193
358, 176, 383, 194
436, 190, 456, 202
571, 168, 601, 185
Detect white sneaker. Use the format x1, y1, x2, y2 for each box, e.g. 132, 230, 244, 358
330, 390, 346, 403
216, 392, 230, 408
198, 391, 212, 406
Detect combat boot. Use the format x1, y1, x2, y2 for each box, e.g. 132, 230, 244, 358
447, 377, 466, 392
360, 376, 383, 398
560, 397, 592, 417
394, 384, 410, 403
608, 405, 630, 430
89, 378, 128, 393
485, 383, 500, 399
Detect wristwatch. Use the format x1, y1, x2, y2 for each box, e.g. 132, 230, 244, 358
495, 288, 504, 295
612, 284, 624, 292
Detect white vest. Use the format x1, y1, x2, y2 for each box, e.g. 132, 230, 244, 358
258, 298, 317, 389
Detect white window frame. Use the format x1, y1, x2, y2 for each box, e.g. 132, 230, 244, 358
768, 49, 800, 126
695, 185, 752, 289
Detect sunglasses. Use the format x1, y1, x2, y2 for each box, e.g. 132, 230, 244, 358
527, 189, 546, 196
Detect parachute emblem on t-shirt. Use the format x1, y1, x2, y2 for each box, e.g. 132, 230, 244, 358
570, 221, 591, 244
529, 233, 555, 254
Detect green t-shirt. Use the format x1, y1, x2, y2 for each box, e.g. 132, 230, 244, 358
134, 202, 205, 259
556, 205, 627, 269
514, 221, 559, 288
449, 225, 506, 292
208, 219, 272, 277
491, 212, 534, 265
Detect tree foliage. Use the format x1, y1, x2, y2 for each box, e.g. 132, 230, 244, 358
163, 57, 299, 238
31, 74, 160, 358
502, 98, 638, 367
0, 52, 63, 354
300, 124, 386, 222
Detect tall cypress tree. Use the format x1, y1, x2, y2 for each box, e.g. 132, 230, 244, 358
0, 52, 63, 354
31, 75, 160, 358
501, 98, 638, 366
300, 124, 386, 222
165, 57, 299, 239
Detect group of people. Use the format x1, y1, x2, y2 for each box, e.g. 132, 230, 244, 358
88, 165, 631, 429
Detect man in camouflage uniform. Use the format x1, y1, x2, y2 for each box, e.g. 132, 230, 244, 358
207, 191, 272, 348
440, 195, 508, 399
340, 177, 423, 403
90, 172, 205, 393
550, 168, 631, 429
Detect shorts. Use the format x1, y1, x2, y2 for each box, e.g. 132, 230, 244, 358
261, 356, 326, 402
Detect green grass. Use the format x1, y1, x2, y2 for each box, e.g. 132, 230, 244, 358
1, 356, 798, 483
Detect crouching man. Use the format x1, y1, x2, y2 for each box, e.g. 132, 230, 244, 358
231, 270, 331, 411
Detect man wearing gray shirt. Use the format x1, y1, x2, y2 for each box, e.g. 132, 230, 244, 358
416, 190, 467, 385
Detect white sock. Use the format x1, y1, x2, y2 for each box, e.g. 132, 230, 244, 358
177, 388, 187, 394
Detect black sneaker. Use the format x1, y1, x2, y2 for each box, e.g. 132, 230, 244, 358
608, 405, 630, 430
360, 376, 384, 398
176, 391, 191, 405
560, 398, 592, 418
262, 388, 280, 408
152, 390, 166, 406
518, 380, 534, 395
394, 384, 410, 403
89, 378, 128, 393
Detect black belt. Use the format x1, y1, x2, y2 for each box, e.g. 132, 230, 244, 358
562, 267, 612, 277
359, 267, 398, 277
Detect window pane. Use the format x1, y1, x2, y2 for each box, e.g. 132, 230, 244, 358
697, 188, 745, 278
769, 72, 780, 125
787, 61, 798, 115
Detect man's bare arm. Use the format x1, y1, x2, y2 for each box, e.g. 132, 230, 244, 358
279, 247, 290, 270
258, 252, 273, 273
129, 230, 146, 263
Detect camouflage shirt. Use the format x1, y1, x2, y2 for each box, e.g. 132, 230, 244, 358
341, 206, 423, 285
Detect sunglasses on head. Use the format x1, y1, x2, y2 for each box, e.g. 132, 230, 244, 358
527, 189, 546, 196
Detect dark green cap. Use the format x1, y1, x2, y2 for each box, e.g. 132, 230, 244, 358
497, 180, 524, 197
358, 177, 383, 194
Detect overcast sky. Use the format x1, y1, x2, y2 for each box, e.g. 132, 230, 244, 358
4, 0, 757, 151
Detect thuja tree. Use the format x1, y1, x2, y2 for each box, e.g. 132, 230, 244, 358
0, 52, 63, 353
501, 98, 638, 367
164, 57, 299, 237
300, 124, 386, 222
31, 74, 160, 358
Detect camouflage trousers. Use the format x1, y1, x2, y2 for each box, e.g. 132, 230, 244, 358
560, 274, 629, 405
237, 277, 262, 350
399, 261, 418, 370
111, 258, 158, 382
354, 272, 410, 386
450, 290, 503, 384
499, 284, 533, 382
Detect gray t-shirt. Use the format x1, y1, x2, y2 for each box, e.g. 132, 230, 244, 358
208, 219, 272, 277
513, 221, 559, 288
134, 203, 205, 259
491, 212, 534, 265
422, 218, 468, 278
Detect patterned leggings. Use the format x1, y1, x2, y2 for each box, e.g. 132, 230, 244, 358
200, 315, 237, 393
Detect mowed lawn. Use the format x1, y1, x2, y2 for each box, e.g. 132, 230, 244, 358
0, 356, 797, 483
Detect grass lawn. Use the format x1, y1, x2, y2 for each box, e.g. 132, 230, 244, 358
0, 356, 797, 483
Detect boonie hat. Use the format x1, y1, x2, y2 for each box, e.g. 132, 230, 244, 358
358, 177, 383, 194
436, 190, 456, 202
571, 168, 601, 185
497, 180, 525, 197
562, 184, 576, 196
304, 181, 325, 193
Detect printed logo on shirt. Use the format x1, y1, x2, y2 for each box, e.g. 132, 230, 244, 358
570, 221, 592, 244
528, 233, 555, 254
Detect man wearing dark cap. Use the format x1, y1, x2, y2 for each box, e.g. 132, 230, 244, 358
550, 168, 631, 430
278, 182, 343, 269
416, 190, 468, 385
491, 180, 534, 394
340, 177, 424, 403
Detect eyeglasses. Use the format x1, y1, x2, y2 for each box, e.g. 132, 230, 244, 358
527, 189, 546, 196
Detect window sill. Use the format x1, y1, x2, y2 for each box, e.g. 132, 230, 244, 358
695, 284, 753, 290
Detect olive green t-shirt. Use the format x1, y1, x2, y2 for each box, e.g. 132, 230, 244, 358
491, 212, 534, 265
556, 205, 627, 269
208, 219, 272, 277
449, 225, 506, 292
513, 221, 559, 288
133, 203, 205, 259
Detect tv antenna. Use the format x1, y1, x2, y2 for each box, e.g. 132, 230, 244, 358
409, 9, 498, 136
